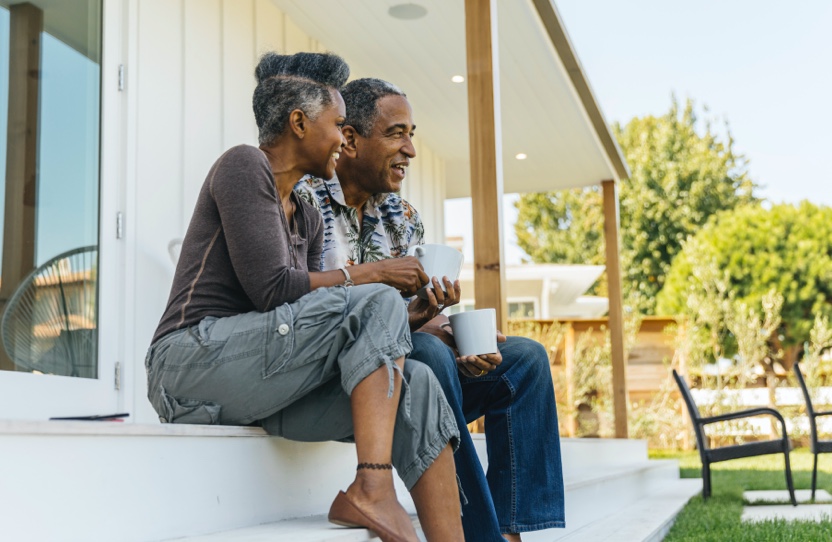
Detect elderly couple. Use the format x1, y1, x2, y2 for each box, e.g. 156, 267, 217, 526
146, 51, 564, 542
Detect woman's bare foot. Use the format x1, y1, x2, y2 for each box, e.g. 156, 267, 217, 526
343, 471, 419, 542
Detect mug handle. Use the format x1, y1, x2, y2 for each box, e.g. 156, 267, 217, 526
439, 322, 453, 333
414, 246, 425, 257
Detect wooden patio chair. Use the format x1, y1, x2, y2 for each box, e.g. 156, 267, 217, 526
793, 361, 832, 500
672, 369, 797, 505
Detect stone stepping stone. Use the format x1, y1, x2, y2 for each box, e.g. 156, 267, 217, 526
742, 504, 832, 523
744, 489, 832, 504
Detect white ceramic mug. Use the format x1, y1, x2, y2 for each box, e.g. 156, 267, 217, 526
406, 244, 464, 300
443, 309, 498, 356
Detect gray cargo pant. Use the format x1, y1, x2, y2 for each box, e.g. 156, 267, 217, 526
146, 283, 459, 489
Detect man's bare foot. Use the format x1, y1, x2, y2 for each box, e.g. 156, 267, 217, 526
343, 471, 419, 542
504, 534, 522, 542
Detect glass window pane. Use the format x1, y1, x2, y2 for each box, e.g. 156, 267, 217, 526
0, 0, 101, 378
508, 301, 535, 319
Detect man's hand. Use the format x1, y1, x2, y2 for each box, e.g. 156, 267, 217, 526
352, 257, 429, 296
419, 317, 508, 378
454, 328, 507, 377
407, 277, 460, 330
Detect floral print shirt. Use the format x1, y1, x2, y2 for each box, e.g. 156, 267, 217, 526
294, 174, 425, 272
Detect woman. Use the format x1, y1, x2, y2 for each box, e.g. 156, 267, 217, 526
145, 52, 463, 542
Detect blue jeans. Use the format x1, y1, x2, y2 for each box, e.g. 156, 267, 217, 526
410, 332, 565, 540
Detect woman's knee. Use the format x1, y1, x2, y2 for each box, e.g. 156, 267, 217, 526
350, 284, 408, 330
356, 282, 403, 307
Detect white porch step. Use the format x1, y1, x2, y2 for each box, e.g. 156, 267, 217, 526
559, 437, 650, 469
173, 516, 425, 542
471, 434, 687, 540
552, 478, 701, 542
1, 421, 692, 542
178, 442, 689, 542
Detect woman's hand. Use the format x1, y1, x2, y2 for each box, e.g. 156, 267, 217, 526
407, 277, 460, 330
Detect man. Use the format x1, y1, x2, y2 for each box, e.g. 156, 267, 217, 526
296, 78, 565, 542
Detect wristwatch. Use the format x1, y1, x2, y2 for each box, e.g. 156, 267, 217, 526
339, 267, 355, 287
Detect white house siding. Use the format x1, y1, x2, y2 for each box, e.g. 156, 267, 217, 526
128, 0, 447, 422
399, 138, 446, 245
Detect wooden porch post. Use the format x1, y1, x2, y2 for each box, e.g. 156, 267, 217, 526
602, 179, 628, 438
1, 2, 42, 370
678, 319, 691, 450
564, 324, 577, 437
464, 0, 507, 330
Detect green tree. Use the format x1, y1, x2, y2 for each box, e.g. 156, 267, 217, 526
514, 98, 756, 312
657, 202, 832, 367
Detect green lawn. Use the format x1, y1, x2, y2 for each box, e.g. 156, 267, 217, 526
649, 448, 832, 541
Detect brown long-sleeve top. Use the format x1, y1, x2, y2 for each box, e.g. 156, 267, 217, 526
152, 145, 323, 344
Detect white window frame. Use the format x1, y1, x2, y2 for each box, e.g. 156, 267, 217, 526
0, 0, 125, 421
507, 297, 539, 319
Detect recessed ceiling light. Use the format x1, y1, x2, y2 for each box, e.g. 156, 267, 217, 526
388, 3, 428, 20
451, 75, 465, 83
515, 153, 528, 160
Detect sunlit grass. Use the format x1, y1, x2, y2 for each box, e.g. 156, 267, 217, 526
650, 448, 832, 541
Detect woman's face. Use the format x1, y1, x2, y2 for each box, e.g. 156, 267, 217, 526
303, 89, 347, 179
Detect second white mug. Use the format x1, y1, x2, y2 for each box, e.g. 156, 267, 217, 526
444, 308, 498, 357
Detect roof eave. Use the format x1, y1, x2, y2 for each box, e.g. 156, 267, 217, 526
531, 0, 631, 182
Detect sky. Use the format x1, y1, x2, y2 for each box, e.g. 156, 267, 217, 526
446, 0, 832, 265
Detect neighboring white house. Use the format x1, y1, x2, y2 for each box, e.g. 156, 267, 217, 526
451, 261, 609, 319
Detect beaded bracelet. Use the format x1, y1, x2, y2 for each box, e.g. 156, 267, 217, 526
356, 462, 393, 470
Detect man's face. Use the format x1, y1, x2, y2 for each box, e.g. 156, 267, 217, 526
351, 94, 416, 194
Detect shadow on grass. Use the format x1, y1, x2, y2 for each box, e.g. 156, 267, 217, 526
650, 448, 832, 542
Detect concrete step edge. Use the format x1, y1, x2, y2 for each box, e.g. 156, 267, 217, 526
170, 515, 423, 542
564, 459, 680, 491
557, 478, 701, 542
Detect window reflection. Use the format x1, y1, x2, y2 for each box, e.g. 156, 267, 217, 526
0, 0, 101, 378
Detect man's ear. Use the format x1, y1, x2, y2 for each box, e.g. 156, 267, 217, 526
341, 126, 359, 157
288, 109, 306, 139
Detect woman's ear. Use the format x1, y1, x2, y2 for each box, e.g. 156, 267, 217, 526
341, 126, 359, 157
288, 109, 306, 139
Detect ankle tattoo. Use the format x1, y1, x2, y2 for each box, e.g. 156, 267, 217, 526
356, 462, 393, 470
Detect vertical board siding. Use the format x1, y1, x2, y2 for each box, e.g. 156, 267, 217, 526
408, 138, 433, 243
183, 0, 223, 220
283, 16, 308, 54
433, 152, 446, 245
135, 0, 184, 267
136, 0, 184, 231
254, 0, 285, 55
134, 0, 185, 423
221, 0, 257, 149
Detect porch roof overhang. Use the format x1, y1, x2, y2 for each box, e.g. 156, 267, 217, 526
270, 0, 629, 198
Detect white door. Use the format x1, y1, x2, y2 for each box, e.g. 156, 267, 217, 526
0, 0, 124, 420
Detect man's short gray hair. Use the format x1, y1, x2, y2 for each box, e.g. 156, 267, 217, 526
253, 52, 350, 146
341, 78, 406, 137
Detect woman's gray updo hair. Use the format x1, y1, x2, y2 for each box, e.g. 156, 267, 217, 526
253, 52, 350, 146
